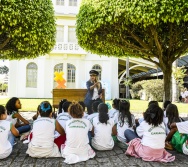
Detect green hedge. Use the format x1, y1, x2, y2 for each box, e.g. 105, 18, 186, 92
130, 79, 164, 101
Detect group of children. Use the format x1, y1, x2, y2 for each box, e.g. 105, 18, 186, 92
179, 87, 188, 103
0, 97, 188, 164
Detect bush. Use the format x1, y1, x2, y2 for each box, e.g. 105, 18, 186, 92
130, 79, 164, 101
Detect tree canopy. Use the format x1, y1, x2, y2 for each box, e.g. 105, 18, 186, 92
76, 0, 188, 100
0, 0, 56, 60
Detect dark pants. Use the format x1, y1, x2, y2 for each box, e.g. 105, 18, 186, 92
87, 98, 102, 115
124, 129, 139, 142
17, 124, 31, 134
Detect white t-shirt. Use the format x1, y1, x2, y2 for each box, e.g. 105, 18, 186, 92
87, 113, 99, 125
6, 111, 17, 125
136, 121, 166, 149
56, 112, 71, 130
31, 117, 56, 148
117, 114, 135, 142
0, 120, 12, 159
55, 112, 71, 138
108, 109, 118, 119
65, 118, 92, 148
176, 121, 188, 134
163, 117, 170, 134
92, 117, 114, 150
184, 91, 188, 97
92, 87, 99, 100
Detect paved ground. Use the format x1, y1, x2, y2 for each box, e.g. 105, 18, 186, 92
1, 112, 188, 167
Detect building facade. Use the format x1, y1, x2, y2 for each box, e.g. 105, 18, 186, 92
8, 0, 119, 100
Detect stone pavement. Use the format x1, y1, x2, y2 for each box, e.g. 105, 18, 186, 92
0, 112, 188, 167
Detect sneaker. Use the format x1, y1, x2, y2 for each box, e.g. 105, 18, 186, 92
20, 132, 30, 141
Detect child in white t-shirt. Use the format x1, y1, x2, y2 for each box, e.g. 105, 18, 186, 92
87, 101, 100, 125
26, 101, 65, 158
0, 105, 19, 159
61, 101, 95, 164
91, 103, 116, 150
114, 100, 135, 143
164, 104, 183, 150
108, 98, 120, 124
54, 101, 71, 149
126, 104, 175, 162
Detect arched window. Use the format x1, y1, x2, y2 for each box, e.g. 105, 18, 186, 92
26, 63, 37, 88
92, 64, 102, 80
67, 63, 76, 88
53, 63, 63, 88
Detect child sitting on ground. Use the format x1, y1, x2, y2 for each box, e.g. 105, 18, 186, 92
26, 101, 65, 158
61, 101, 95, 164
0, 105, 19, 159
164, 104, 183, 150
125, 104, 175, 162
115, 100, 136, 144
54, 101, 71, 149
108, 98, 120, 123
87, 101, 101, 125
91, 103, 116, 150
6, 97, 31, 141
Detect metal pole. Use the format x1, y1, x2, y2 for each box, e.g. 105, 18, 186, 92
126, 57, 130, 99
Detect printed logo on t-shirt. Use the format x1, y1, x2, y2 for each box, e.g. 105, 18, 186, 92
148, 125, 166, 135
35, 118, 53, 124
68, 120, 87, 129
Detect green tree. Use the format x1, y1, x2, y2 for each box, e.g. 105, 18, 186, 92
0, 65, 9, 74
76, 0, 188, 101
0, 0, 56, 60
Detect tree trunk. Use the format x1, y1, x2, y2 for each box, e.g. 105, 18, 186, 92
162, 64, 172, 101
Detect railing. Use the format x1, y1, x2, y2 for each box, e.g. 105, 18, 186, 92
52, 42, 87, 54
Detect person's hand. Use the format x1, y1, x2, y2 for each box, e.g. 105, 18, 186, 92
99, 94, 102, 99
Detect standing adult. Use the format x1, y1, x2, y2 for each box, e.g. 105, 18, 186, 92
84, 70, 103, 115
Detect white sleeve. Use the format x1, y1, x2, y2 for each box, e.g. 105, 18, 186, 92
88, 120, 93, 131
176, 121, 188, 134
136, 122, 145, 138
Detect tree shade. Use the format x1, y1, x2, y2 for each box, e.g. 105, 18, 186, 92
0, 0, 56, 60
76, 0, 188, 100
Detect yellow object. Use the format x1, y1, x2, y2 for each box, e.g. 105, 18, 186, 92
54, 71, 66, 89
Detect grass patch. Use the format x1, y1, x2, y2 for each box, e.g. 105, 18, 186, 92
0, 98, 188, 114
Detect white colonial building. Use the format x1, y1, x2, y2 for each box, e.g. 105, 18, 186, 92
8, 0, 120, 100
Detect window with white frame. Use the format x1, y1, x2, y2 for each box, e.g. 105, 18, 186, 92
92, 64, 102, 80
69, 0, 77, 6
68, 26, 77, 42
56, 0, 64, 5
26, 63, 37, 88
53, 63, 63, 88
56, 26, 64, 42
67, 63, 76, 88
